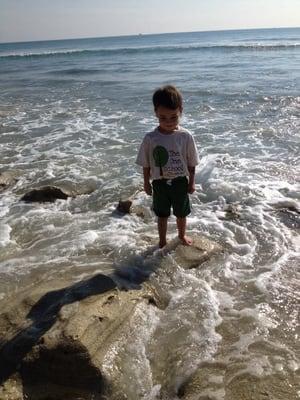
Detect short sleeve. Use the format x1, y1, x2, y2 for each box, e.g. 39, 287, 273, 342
187, 134, 199, 166
136, 135, 151, 167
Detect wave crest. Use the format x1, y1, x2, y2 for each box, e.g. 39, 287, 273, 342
1, 42, 299, 59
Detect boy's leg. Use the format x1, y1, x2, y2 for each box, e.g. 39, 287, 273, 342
172, 177, 192, 246
158, 217, 168, 248
176, 217, 192, 246
152, 180, 171, 248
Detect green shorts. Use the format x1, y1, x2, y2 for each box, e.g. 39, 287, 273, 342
152, 176, 191, 218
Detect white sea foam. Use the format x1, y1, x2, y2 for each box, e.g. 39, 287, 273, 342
255, 251, 294, 294
77, 231, 99, 250
238, 305, 279, 329
0, 203, 10, 219
102, 301, 161, 399
144, 268, 223, 395
0, 223, 12, 248
215, 290, 235, 310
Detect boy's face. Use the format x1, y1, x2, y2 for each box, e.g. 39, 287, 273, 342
155, 106, 182, 133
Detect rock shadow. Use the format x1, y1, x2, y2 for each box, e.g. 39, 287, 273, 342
0, 274, 116, 391
0, 243, 161, 399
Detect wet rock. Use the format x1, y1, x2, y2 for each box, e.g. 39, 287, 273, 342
177, 362, 300, 400
224, 203, 241, 219
0, 235, 225, 399
177, 362, 226, 399
268, 200, 300, 229
116, 200, 151, 220
117, 199, 133, 214
215, 202, 241, 220
21, 342, 105, 400
0, 374, 23, 400
0, 274, 151, 399
275, 209, 300, 229
0, 171, 19, 191
116, 197, 147, 217
269, 200, 300, 214
173, 236, 224, 269
285, 206, 300, 214
116, 189, 145, 215
20, 186, 70, 203
225, 372, 299, 400
53, 179, 98, 197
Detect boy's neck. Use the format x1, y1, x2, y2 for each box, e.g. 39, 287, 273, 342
157, 125, 179, 134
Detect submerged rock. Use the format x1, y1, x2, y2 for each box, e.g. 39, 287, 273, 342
20, 186, 70, 202
223, 203, 241, 219
215, 201, 242, 220
177, 362, 300, 400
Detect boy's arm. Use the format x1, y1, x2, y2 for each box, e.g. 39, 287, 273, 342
188, 166, 196, 194
143, 167, 152, 195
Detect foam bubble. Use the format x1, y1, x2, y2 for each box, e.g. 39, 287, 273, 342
215, 290, 235, 310
199, 387, 225, 400
230, 356, 273, 379
208, 375, 224, 384
287, 360, 299, 372
78, 231, 99, 249
147, 385, 161, 399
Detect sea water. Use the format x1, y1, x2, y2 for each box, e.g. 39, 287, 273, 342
0, 28, 299, 398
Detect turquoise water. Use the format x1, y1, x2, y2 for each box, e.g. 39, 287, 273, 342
0, 28, 299, 398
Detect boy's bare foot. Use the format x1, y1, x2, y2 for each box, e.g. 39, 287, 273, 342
159, 240, 167, 248
179, 235, 193, 246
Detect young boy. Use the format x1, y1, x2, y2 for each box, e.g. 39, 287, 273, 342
136, 85, 199, 248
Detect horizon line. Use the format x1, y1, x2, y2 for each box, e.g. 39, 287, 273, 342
0, 25, 299, 46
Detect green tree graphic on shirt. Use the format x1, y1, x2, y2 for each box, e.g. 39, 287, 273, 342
153, 146, 169, 177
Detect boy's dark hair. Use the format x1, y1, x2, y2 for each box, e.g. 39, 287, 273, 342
152, 85, 183, 110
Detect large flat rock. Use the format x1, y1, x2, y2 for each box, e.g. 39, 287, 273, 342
0, 235, 224, 399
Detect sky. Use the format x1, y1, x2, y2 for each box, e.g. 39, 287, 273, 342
0, 0, 299, 43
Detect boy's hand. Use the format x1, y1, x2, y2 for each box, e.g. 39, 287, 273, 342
144, 181, 152, 196
188, 166, 196, 194
143, 167, 152, 195
188, 182, 195, 194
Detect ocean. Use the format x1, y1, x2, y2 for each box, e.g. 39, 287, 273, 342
0, 28, 299, 398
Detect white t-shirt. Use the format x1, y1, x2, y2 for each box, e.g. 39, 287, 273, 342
136, 127, 199, 180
